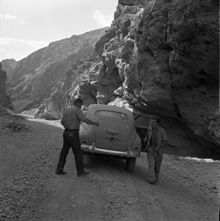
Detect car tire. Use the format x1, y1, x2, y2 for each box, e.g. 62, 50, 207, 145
125, 157, 136, 173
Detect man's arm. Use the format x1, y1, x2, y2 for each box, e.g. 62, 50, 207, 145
156, 128, 167, 150
76, 108, 99, 126
84, 118, 99, 126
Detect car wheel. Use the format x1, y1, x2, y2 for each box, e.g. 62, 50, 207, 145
125, 158, 136, 173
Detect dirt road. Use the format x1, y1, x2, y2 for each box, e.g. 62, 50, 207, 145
0, 116, 219, 221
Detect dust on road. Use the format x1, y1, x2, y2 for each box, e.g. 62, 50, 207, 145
0, 116, 219, 221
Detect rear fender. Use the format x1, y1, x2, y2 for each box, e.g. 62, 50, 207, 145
80, 123, 94, 145
128, 127, 142, 153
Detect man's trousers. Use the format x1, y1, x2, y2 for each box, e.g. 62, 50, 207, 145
56, 130, 84, 175
147, 149, 163, 182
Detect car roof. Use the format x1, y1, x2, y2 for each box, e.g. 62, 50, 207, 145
88, 104, 133, 118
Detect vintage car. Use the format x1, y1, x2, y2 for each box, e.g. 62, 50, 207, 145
79, 104, 142, 172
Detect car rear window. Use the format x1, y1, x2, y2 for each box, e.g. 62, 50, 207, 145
95, 110, 128, 120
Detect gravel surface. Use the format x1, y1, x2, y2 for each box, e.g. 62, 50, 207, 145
0, 115, 219, 221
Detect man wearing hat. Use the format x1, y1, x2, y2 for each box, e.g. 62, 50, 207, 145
56, 97, 99, 177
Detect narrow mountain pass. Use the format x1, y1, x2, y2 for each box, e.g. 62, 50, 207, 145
0, 116, 219, 221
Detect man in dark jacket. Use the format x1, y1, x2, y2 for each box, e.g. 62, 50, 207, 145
144, 118, 167, 184
56, 98, 99, 177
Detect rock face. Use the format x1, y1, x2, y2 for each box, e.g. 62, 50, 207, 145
1, 59, 17, 81
0, 63, 12, 109
119, 0, 148, 6
69, 0, 219, 147
42, 59, 101, 119
7, 28, 107, 113
134, 0, 219, 145
6, 0, 219, 147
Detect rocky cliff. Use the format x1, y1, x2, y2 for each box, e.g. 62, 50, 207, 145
38, 59, 100, 119
7, 0, 219, 149
7, 28, 107, 113
1, 59, 17, 81
0, 63, 12, 109
67, 0, 219, 148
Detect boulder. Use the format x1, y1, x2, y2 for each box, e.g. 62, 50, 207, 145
76, 0, 219, 148
134, 0, 219, 144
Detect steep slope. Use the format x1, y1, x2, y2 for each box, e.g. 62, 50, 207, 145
135, 0, 219, 144
0, 63, 12, 109
37, 59, 101, 119
8, 0, 219, 149
7, 28, 107, 112
1, 59, 17, 81
66, 0, 219, 148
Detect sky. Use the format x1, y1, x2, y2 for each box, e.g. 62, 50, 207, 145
0, 0, 118, 61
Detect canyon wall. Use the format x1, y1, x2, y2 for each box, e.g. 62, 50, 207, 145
0, 63, 12, 109
7, 28, 106, 114
70, 0, 219, 146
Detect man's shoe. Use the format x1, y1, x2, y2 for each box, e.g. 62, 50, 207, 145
77, 171, 90, 177
55, 170, 66, 175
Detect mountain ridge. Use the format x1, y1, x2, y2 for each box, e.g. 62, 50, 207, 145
5, 28, 107, 112
2, 0, 219, 151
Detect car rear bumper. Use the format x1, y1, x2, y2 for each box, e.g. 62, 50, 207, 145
81, 144, 140, 158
